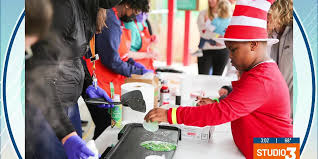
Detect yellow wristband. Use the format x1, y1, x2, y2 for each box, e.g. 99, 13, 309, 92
172, 108, 178, 124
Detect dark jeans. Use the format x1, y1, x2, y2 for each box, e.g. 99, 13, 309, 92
198, 38, 216, 49
86, 103, 112, 140
197, 48, 229, 75
26, 103, 82, 159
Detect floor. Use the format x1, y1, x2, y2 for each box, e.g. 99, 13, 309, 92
78, 97, 95, 141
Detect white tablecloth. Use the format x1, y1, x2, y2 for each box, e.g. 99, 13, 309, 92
95, 74, 244, 159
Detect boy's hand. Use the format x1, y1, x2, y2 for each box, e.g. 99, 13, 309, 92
196, 97, 215, 106
144, 108, 168, 123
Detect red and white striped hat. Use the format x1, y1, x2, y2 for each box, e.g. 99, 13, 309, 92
218, 0, 279, 45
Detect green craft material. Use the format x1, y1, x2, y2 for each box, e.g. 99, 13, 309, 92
212, 98, 220, 103
140, 141, 177, 152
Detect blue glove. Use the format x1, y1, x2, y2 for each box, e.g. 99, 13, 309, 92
127, 58, 136, 65
86, 85, 114, 108
134, 62, 146, 69
134, 62, 153, 75
142, 68, 154, 75
63, 135, 95, 159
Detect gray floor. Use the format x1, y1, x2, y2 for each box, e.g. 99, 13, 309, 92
78, 97, 95, 142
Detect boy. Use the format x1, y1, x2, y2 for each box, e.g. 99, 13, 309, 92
144, 0, 293, 158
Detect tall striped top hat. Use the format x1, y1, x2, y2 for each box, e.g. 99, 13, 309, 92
218, 0, 279, 45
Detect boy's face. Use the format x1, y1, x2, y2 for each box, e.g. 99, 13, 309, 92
225, 41, 256, 71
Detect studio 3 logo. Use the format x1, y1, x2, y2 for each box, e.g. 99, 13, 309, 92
253, 138, 300, 159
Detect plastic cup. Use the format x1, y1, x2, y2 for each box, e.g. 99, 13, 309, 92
143, 120, 159, 132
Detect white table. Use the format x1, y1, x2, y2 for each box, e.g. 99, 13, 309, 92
173, 123, 245, 159
95, 74, 244, 158
95, 122, 245, 159
157, 73, 233, 106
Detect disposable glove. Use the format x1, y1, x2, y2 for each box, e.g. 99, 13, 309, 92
86, 85, 114, 108
134, 62, 146, 70
134, 62, 154, 75
63, 135, 95, 159
142, 68, 154, 75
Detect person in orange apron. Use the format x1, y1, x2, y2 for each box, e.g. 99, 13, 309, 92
84, 7, 152, 97
124, 13, 157, 71
84, 0, 151, 139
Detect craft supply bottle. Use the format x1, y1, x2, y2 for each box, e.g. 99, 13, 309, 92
111, 94, 122, 128
175, 89, 181, 106
160, 80, 170, 106
156, 73, 163, 107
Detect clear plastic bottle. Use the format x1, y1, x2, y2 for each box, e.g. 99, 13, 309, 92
111, 94, 122, 128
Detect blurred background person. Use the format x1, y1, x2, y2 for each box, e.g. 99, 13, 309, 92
123, 12, 158, 71
25, 0, 52, 56
194, 0, 232, 75
26, 0, 55, 158
196, 85, 232, 105
267, 0, 293, 118
27, 0, 120, 158
26, 0, 92, 158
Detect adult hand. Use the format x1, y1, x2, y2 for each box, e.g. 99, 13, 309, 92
149, 51, 159, 60
134, 62, 154, 74
144, 108, 168, 123
196, 97, 215, 106
86, 85, 113, 108
63, 134, 95, 159
142, 68, 154, 75
134, 62, 146, 69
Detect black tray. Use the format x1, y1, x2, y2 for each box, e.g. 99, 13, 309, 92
103, 123, 181, 159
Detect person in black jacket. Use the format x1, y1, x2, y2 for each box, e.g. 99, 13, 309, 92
25, 0, 56, 158
26, 0, 120, 158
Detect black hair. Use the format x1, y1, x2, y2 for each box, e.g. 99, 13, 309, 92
218, 86, 232, 102
25, 0, 53, 38
119, 0, 150, 12
221, 85, 232, 94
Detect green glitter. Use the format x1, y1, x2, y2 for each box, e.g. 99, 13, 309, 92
140, 141, 177, 151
